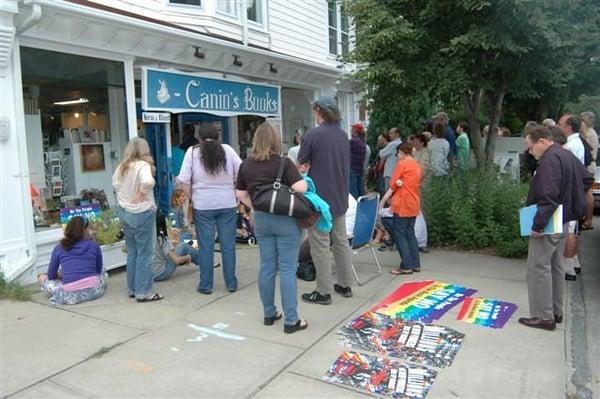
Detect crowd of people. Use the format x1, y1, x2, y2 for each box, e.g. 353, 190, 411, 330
38, 100, 597, 335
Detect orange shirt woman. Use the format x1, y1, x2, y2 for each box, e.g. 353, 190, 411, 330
389, 143, 423, 275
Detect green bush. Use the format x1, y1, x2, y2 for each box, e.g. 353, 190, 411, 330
422, 168, 529, 258
88, 210, 122, 246
0, 271, 31, 301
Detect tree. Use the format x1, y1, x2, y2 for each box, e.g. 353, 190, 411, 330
344, 0, 600, 165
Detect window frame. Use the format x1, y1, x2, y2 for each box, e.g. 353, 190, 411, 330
328, 0, 350, 56
167, 0, 202, 6
246, 0, 265, 27
216, 0, 239, 18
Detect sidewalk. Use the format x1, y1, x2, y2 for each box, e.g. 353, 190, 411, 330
2, 242, 568, 398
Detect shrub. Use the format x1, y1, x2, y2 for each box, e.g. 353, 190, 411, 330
88, 210, 122, 246
422, 168, 529, 258
0, 271, 31, 301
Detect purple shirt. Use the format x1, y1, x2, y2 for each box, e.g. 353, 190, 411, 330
48, 239, 103, 284
350, 137, 366, 173
177, 144, 242, 210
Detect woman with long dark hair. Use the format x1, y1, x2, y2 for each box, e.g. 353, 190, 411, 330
236, 122, 308, 334
38, 216, 107, 305
178, 123, 242, 295
112, 137, 162, 302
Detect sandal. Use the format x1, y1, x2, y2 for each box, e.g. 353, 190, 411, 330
581, 224, 594, 231
136, 293, 164, 303
390, 269, 413, 275
284, 319, 308, 334
413, 268, 421, 273
264, 310, 283, 326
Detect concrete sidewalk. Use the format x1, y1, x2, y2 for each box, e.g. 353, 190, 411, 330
2, 243, 567, 398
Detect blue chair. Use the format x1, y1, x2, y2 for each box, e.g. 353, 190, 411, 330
350, 194, 382, 285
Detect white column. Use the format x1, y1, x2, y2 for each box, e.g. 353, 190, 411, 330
124, 58, 137, 139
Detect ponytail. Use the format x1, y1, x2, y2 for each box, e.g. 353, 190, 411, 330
198, 123, 226, 175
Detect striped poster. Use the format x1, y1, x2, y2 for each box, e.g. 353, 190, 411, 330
456, 297, 517, 329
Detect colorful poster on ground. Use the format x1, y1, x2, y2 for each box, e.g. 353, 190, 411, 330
372, 280, 477, 323
323, 351, 437, 399
338, 311, 464, 368
456, 297, 518, 329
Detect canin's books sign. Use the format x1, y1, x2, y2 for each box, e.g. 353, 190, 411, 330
142, 67, 281, 117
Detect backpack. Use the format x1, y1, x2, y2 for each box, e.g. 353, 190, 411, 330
296, 260, 316, 281
581, 137, 592, 167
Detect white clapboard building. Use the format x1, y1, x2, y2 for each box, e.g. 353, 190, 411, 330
0, 0, 363, 283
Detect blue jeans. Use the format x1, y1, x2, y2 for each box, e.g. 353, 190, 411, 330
193, 207, 238, 292
393, 215, 420, 270
349, 171, 364, 199
118, 207, 156, 298
154, 243, 200, 281
254, 211, 302, 325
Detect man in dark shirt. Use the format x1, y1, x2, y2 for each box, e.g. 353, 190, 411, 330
519, 127, 592, 331
298, 96, 353, 305
179, 123, 199, 152
349, 123, 367, 199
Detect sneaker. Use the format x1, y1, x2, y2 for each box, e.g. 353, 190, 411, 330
302, 290, 332, 305
419, 247, 430, 253
334, 284, 353, 298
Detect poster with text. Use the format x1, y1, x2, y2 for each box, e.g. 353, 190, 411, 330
323, 351, 437, 399
456, 297, 518, 329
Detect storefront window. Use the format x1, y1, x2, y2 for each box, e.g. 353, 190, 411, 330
20, 47, 128, 231
238, 115, 265, 159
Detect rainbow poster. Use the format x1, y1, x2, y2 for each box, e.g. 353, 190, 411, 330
456, 297, 517, 329
372, 280, 477, 323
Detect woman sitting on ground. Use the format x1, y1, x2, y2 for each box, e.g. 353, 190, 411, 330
152, 212, 200, 281
38, 216, 107, 305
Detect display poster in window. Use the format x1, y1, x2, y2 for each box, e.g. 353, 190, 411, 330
80, 144, 106, 172
60, 204, 101, 228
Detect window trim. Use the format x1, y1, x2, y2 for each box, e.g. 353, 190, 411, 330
327, 1, 350, 56
166, 0, 203, 11
216, 0, 240, 19
246, 0, 265, 27
328, 0, 338, 55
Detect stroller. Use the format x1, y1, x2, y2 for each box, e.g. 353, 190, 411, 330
236, 210, 256, 246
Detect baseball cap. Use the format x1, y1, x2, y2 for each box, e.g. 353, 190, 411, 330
351, 123, 364, 133
312, 95, 339, 113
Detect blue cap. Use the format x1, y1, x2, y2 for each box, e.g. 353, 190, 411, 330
312, 95, 339, 113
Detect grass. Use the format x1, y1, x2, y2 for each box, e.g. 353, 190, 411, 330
0, 271, 32, 301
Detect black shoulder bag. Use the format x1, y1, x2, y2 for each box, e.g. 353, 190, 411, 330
252, 156, 314, 218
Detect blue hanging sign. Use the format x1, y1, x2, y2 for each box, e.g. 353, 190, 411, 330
142, 67, 281, 117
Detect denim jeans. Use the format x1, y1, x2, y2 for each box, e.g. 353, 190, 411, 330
254, 211, 302, 325
154, 243, 200, 281
193, 207, 238, 292
349, 171, 364, 199
393, 215, 420, 270
118, 207, 156, 298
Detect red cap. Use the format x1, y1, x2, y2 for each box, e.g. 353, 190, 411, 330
351, 123, 364, 133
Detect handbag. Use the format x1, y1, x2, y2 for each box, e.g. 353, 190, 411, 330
252, 156, 314, 219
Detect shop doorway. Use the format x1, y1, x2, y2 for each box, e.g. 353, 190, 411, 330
179, 113, 230, 145
145, 122, 172, 214
238, 115, 265, 159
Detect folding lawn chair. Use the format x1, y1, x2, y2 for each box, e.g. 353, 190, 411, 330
350, 194, 382, 285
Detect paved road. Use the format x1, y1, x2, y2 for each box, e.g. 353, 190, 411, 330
567, 215, 600, 398
1, 240, 577, 398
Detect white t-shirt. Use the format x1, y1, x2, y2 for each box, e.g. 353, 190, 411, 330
287, 145, 301, 165
345, 194, 358, 237
112, 160, 156, 213
564, 133, 585, 165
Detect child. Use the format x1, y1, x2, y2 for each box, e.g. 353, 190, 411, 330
38, 216, 107, 305
152, 211, 200, 281
169, 189, 192, 241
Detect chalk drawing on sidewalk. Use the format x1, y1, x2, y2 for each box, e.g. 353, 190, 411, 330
171, 347, 179, 352
187, 323, 246, 342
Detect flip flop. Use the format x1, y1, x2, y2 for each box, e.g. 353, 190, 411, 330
284, 319, 308, 334
390, 269, 413, 275
581, 225, 594, 231
136, 293, 164, 303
